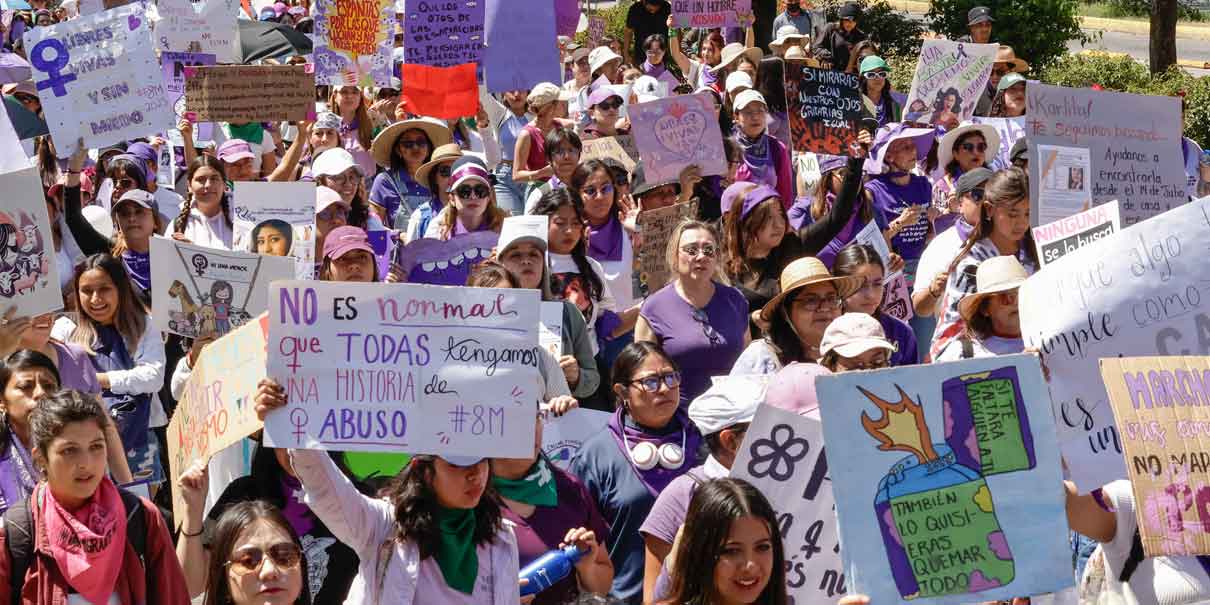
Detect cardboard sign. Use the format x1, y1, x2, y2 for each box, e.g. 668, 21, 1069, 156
1031, 200, 1120, 267
153, 0, 238, 63
541, 407, 610, 470
817, 355, 1071, 605
903, 40, 998, 128
539, 301, 563, 357
1019, 197, 1210, 492
395, 230, 498, 286
851, 221, 913, 322
483, 0, 562, 92
233, 182, 318, 280
263, 281, 541, 458
671, 0, 752, 28
580, 136, 636, 172
1032, 144, 1093, 227
731, 404, 846, 602
637, 200, 698, 294
24, 4, 173, 157
313, 0, 394, 86
166, 314, 267, 529
0, 167, 61, 316
403, 0, 484, 71
786, 66, 862, 156
1100, 355, 1210, 557
150, 237, 295, 339
630, 92, 727, 185
184, 65, 313, 122
1026, 83, 1185, 226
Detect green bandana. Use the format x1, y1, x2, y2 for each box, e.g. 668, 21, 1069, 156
490, 458, 558, 507
435, 506, 479, 594
224, 122, 264, 146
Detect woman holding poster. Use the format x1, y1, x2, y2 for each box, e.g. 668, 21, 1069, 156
169, 156, 234, 251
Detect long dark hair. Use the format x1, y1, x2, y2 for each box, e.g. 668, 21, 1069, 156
175, 156, 232, 235
382, 456, 504, 558
944, 130, 988, 177
610, 341, 679, 407
203, 501, 312, 605
832, 244, 884, 315
0, 350, 61, 451
531, 188, 604, 302
721, 184, 789, 285
765, 292, 810, 366
571, 159, 620, 220
755, 57, 787, 114
67, 254, 149, 354
947, 167, 1038, 274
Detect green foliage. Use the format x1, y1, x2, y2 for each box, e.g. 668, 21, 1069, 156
1082, 0, 1206, 22
575, 2, 631, 46
883, 51, 919, 95
925, 0, 1092, 72
812, 0, 925, 58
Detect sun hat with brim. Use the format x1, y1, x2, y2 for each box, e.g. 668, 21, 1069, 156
725, 71, 753, 95
839, 2, 861, 18
589, 46, 624, 75
112, 189, 158, 214
769, 25, 807, 53
996, 72, 1027, 94
994, 46, 1029, 74
733, 89, 767, 112
957, 255, 1030, 322
312, 148, 362, 178
711, 43, 763, 74
859, 56, 890, 75
414, 143, 464, 188
447, 155, 491, 191
760, 257, 864, 322
323, 225, 374, 261
688, 376, 762, 436
765, 362, 832, 417
783, 46, 814, 64
498, 215, 549, 255
528, 82, 573, 108
316, 186, 347, 214
937, 122, 1000, 171
370, 117, 453, 168
867, 123, 936, 174
819, 313, 897, 359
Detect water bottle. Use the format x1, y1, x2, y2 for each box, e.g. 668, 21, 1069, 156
518, 545, 586, 596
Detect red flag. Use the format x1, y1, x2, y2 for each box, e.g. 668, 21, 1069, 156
401, 63, 479, 120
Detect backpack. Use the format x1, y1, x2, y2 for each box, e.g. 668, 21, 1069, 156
4, 488, 147, 605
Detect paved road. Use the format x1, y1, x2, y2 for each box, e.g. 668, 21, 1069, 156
1071, 28, 1210, 75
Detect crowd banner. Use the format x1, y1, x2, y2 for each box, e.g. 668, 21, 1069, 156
403, 0, 484, 73
671, 0, 751, 28
785, 65, 862, 156
539, 301, 563, 357
554, 0, 579, 36
0, 167, 61, 316
581, 136, 637, 172
24, 4, 173, 157
636, 200, 698, 294
1020, 196, 1210, 492
731, 402, 846, 602
395, 230, 498, 286
153, 0, 238, 63
1031, 200, 1120, 267
630, 91, 727, 184
1100, 355, 1210, 557
541, 407, 611, 470
903, 40, 997, 127
184, 65, 314, 122
852, 221, 913, 322
233, 181, 318, 280
1025, 83, 1185, 226
263, 281, 541, 458
150, 236, 294, 339
971, 116, 1026, 170
484, 0, 561, 93
816, 354, 1070, 605
313, 0, 394, 86
1030, 143, 1092, 226
166, 314, 267, 529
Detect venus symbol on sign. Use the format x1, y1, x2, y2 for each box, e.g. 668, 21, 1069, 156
30, 39, 77, 97
290, 408, 309, 444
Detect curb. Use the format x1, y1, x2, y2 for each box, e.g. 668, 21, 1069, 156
884, 0, 1210, 41
1078, 49, 1210, 69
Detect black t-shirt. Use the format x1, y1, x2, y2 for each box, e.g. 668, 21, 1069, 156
626, 1, 672, 64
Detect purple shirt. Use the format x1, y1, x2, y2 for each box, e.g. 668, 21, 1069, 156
878, 312, 918, 366
640, 283, 749, 406
865, 174, 932, 261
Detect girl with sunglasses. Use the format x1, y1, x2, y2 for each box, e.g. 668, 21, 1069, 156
199, 501, 310, 605
425, 155, 507, 240
572, 159, 640, 316
401, 143, 463, 243
369, 117, 453, 230
831, 244, 917, 365
581, 89, 629, 141
931, 122, 999, 233
313, 148, 383, 234
859, 56, 901, 127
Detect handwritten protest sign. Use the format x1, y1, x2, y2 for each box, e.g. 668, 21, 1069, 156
541, 407, 610, 470
185, 65, 313, 122
817, 355, 1070, 605
580, 136, 636, 172
396, 231, 498, 286
1100, 356, 1210, 556
1026, 83, 1185, 226
630, 92, 727, 184
972, 116, 1026, 170
233, 182, 317, 280
1032, 200, 1120, 267
263, 282, 540, 458
161, 52, 215, 143
150, 237, 294, 339
24, 4, 173, 157
786, 65, 862, 156
313, 0, 394, 86
153, 0, 238, 63
672, 0, 751, 28
731, 404, 846, 602
0, 167, 60, 316
1031, 143, 1092, 226
587, 14, 605, 46
903, 40, 997, 128
851, 221, 913, 322
1020, 197, 1210, 492
539, 301, 563, 357
484, 0, 561, 92
403, 0, 484, 72
637, 200, 698, 293
166, 314, 267, 528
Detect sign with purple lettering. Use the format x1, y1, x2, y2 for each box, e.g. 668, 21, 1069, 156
903, 40, 997, 130
161, 51, 215, 142
629, 91, 727, 184
816, 355, 1070, 605
671, 0, 752, 29
153, 0, 238, 63
313, 0, 395, 86
403, 0, 484, 72
24, 4, 173, 157
396, 230, 498, 286
484, 0, 561, 93
263, 281, 540, 457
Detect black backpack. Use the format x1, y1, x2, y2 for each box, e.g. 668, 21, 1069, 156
4, 488, 147, 605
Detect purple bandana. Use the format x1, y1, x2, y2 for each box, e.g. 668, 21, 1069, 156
607, 408, 701, 498
587, 214, 623, 262
279, 473, 315, 537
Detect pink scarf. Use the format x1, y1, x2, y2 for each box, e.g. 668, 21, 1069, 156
39, 479, 127, 604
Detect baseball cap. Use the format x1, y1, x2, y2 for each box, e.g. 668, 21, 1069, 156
1010, 137, 1029, 163
528, 82, 571, 108
819, 313, 897, 359
838, 2, 860, 19
588, 86, 622, 108
688, 376, 762, 436
733, 89, 767, 112
447, 155, 491, 191
312, 148, 361, 177
955, 167, 994, 196
315, 186, 347, 214
997, 72, 1026, 93
967, 6, 993, 25
322, 225, 373, 261
313, 111, 342, 132
497, 215, 549, 255
438, 455, 485, 467
111, 189, 158, 214
725, 71, 753, 95
216, 139, 256, 163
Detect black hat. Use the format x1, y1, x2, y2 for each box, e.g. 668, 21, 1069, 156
1010, 137, 1029, 163
955, 167, 994, 196
838, 2, 861, 19
967, 6, 993, 25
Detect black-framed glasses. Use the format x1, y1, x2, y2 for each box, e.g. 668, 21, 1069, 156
792, 294, 842, 313
226, 543, 303, 576
455, 184, 491, 199
680, 243, 717, 258
691, 308, 723, 345
960, 142, 988, 153
628, 371, 682, 393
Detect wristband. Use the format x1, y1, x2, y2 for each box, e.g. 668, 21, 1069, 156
182, 526, 204, 537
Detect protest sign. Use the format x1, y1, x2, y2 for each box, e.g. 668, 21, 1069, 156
903, 40, 997, 128
185, 65, 313, 122
630, 92, 727, 184
153, 0, 238, 63
587, 14, 605, 47
539, 301, 564, 357
401, 63, 479, 119
816, 355, 1070, 605
1100, 355, 1210, 557
1026, 83, 1184, 226
484, 0, 561, 92
403, 0, 484, 72
161, 52, 216, 144
972, 116, 1026, 170
851, 221, 913, 322
1031, 144, 1092, 226
166, 314, 267, 528
396, 231, 498, 286
672, 0, 752, 28
541, 407, 610, 470
554, 0, 579, 36
263, 281, 541, 458
0, 167, 60, 316
313, 0, 394, 86
731, 404, 846, 602
637, 200, 698, 293
1019, 196, 1210, 492
786, 65, 862, 156
233, 182, 318, 280
156, 140, 173, 187
1031, 199, 1120, 267
24, 4, 173, 157
0, 99, 27, 172
150, 237, 294, 339
580, 136, 637, 172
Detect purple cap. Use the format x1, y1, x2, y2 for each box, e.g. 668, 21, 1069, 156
216, 139, 256, 163
322, 225, 374, 261
737, 185, 780, 220
720, 181, 754, 216
818, 154, 847, 174
588, 87, 622, 108
272, 1, 287, 14
765, 362, 832, 417
125, 142, 158, 166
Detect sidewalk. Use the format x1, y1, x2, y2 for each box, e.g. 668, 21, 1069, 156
886, 0, 1210, 41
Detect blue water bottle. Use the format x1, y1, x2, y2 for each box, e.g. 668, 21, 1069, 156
518, 545, 586, 596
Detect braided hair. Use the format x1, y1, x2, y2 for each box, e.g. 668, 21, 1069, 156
175, 156, 232, 235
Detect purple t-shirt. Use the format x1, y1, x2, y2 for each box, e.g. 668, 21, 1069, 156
640, 283, 749, 406
865, 174, 932, 261
53, 341, 101, 394
878, 312, 918, 366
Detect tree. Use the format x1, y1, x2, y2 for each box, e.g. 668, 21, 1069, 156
1151, 0, 1179, 73
925, 0, 1092, 72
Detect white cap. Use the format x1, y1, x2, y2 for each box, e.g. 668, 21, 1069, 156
819, 313, 897, 359
688, 376, 764, 436
312, 148, 362, 177
732, 89, 767, 112
631, 75, 666, 99
497, 215, 549, 254
725, 71, 753, 95
315, 186, 347, 214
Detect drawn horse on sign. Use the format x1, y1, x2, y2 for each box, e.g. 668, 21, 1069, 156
167, 280, 200, 334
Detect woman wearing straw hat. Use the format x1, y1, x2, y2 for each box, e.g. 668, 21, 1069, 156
369, 117, 453, 230
400, 143, 463, 243
709, 43, 762, 94
512, 83, 575, 196
930, 121, 1000, 232
934, 255, 1027, 360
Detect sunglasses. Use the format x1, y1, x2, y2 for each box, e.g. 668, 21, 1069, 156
455, 184, 491, 199
680, 243, 717, 258
596, 98, 623, 111
862, 71, 888, 80
968, 188, 986, 202
691, 308, 723, 345
436, 165, 452, 178
581, 183, 614, 198
227, 544, 303, 576
960, 142, 988, 153
113, 177, 138, 190
628, 371, 682, 393
398, 139, 429, 150
326, 171, 359, 186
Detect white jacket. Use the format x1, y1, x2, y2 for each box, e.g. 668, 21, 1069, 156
52, 314, 167, 427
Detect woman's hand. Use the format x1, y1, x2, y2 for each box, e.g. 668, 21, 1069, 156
893, 205, 923, 234
546, 395, 578, 417
839, 594, 870, 605
178, 459, 209, 531
562, 527, 602, 572
68, 138, 88, 173
171, 233, 193, 244
178, 118, 194, 142
0, 308, 31, 357
385, 263, 407, 283
887, 252, 905, 274
254, 378, 287, 421
677, 164, 702, 202
558, 355, 580, 389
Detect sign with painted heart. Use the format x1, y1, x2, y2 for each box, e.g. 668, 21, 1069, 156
395, 230, 499, 286
629, 91, 727, 185
24, 4, 173, 158
153, 0, 239, 63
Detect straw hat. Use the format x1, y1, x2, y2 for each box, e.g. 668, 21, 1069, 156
783, 46, 814, 64
769, 25, 807, 54
710, 42, 763, 74
760, 257, 864, 322
957, 255, 1030, 323
995, 46, 1030, 74
370, 117, 453, 168
937, 122, 1000, 170
414, 143, 464, 188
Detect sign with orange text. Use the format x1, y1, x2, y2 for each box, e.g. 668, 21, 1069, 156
314, 0, 394, 86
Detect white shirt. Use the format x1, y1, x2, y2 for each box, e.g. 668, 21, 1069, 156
165, 207, 233, 250
548, 252, 618, 355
